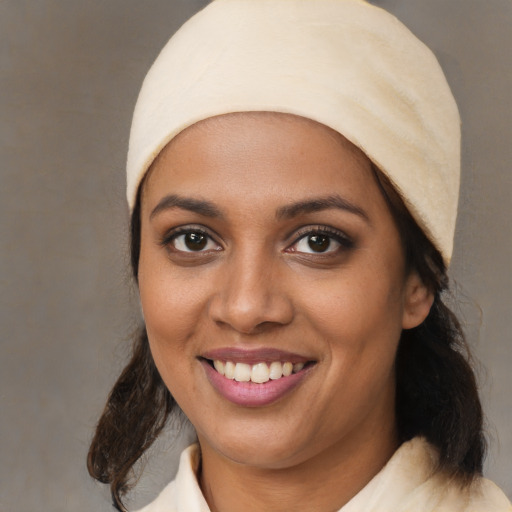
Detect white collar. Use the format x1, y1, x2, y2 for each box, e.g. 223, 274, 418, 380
136, 437, 511, 512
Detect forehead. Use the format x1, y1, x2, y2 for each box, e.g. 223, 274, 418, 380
142, 112, 377, 204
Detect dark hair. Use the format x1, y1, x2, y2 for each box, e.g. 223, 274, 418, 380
88, 169, 485, 511
372, 168, 485, 479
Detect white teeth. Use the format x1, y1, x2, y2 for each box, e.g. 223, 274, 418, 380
282, 362, 293, 377
234, 363, 251, 382
293, 362, 304, 373
212, 360, 307, 383
269, 361, 283, 380
251, 362, 270, 383
213, 360, 225, 375
224, 361, 236, 380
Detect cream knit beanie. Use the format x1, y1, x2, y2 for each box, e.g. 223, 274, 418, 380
126, 0, 460, 264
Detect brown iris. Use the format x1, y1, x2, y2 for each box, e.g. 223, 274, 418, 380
308, 234, 330, 252
185, 232, 208, 251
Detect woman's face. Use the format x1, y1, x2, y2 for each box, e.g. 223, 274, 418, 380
138, 113, 431, 470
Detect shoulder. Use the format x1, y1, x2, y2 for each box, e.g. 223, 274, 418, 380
471, 478, 512, 511
426, 474, 512, 512
134, 444, 210, 512
342, 437, 511, 512
395, 438, 511, 512
135, 479, 179, 512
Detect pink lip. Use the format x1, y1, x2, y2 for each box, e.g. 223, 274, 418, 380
200, 358, 314, 407
201, 347, 310, 365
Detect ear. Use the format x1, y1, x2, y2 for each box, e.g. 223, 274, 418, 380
402, 272, 434, 330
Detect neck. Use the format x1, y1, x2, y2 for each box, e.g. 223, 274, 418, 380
198, 421, 398, 512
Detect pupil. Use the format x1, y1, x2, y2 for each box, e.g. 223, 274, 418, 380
185, 233, 207, 251
308, 234, 330, 252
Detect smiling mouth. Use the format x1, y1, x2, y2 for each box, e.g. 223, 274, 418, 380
203, 359, 315, 384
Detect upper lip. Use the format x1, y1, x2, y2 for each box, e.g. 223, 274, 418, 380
201, 347, 312, 365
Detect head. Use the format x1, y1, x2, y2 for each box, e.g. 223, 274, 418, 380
134, 112, 435, 469
88, 1, 484, 510
128, 109, 482, 469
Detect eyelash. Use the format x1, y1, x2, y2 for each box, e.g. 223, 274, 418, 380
160, 225, 221, 253
287, 226, 355, 254
159, 225, 354, 255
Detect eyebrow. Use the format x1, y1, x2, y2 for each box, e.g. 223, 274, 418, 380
276, 195, 370, 222
150, 194, 223, 219
150, 193, 369, 223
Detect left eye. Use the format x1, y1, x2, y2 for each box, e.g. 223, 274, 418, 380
171, 231, 219, 252
292, 233, 342, 254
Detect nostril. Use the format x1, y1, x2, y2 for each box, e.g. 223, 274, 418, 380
209, 297, 295, 335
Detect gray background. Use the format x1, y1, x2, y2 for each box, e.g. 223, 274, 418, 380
1, 1, 510, 511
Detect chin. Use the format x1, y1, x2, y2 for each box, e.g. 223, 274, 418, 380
196, 420, 323, 470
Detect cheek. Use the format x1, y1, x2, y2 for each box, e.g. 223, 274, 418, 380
137, 242, 205, 390
138, 269, 205, 408
301, 267, 405, 343
138, 238, 202, 337
299, 264, 405, 401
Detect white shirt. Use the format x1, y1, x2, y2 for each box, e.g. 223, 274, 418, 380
136, 437, 511, 512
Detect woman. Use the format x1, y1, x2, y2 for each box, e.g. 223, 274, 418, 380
88, 1, 511, 511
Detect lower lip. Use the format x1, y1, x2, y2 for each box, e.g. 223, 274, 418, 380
201, 360, 312, 407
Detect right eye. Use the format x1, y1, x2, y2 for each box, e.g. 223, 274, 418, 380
292, 232, 342, 254
164, 228, 221, 253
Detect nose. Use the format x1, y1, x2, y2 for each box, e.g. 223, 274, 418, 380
208, 252, 294, 335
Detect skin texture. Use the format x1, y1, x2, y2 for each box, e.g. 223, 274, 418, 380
138, 112, 433, 512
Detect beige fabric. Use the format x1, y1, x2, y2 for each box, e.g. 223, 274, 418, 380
126, 0, 461, 264
135, 438, 511, 512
